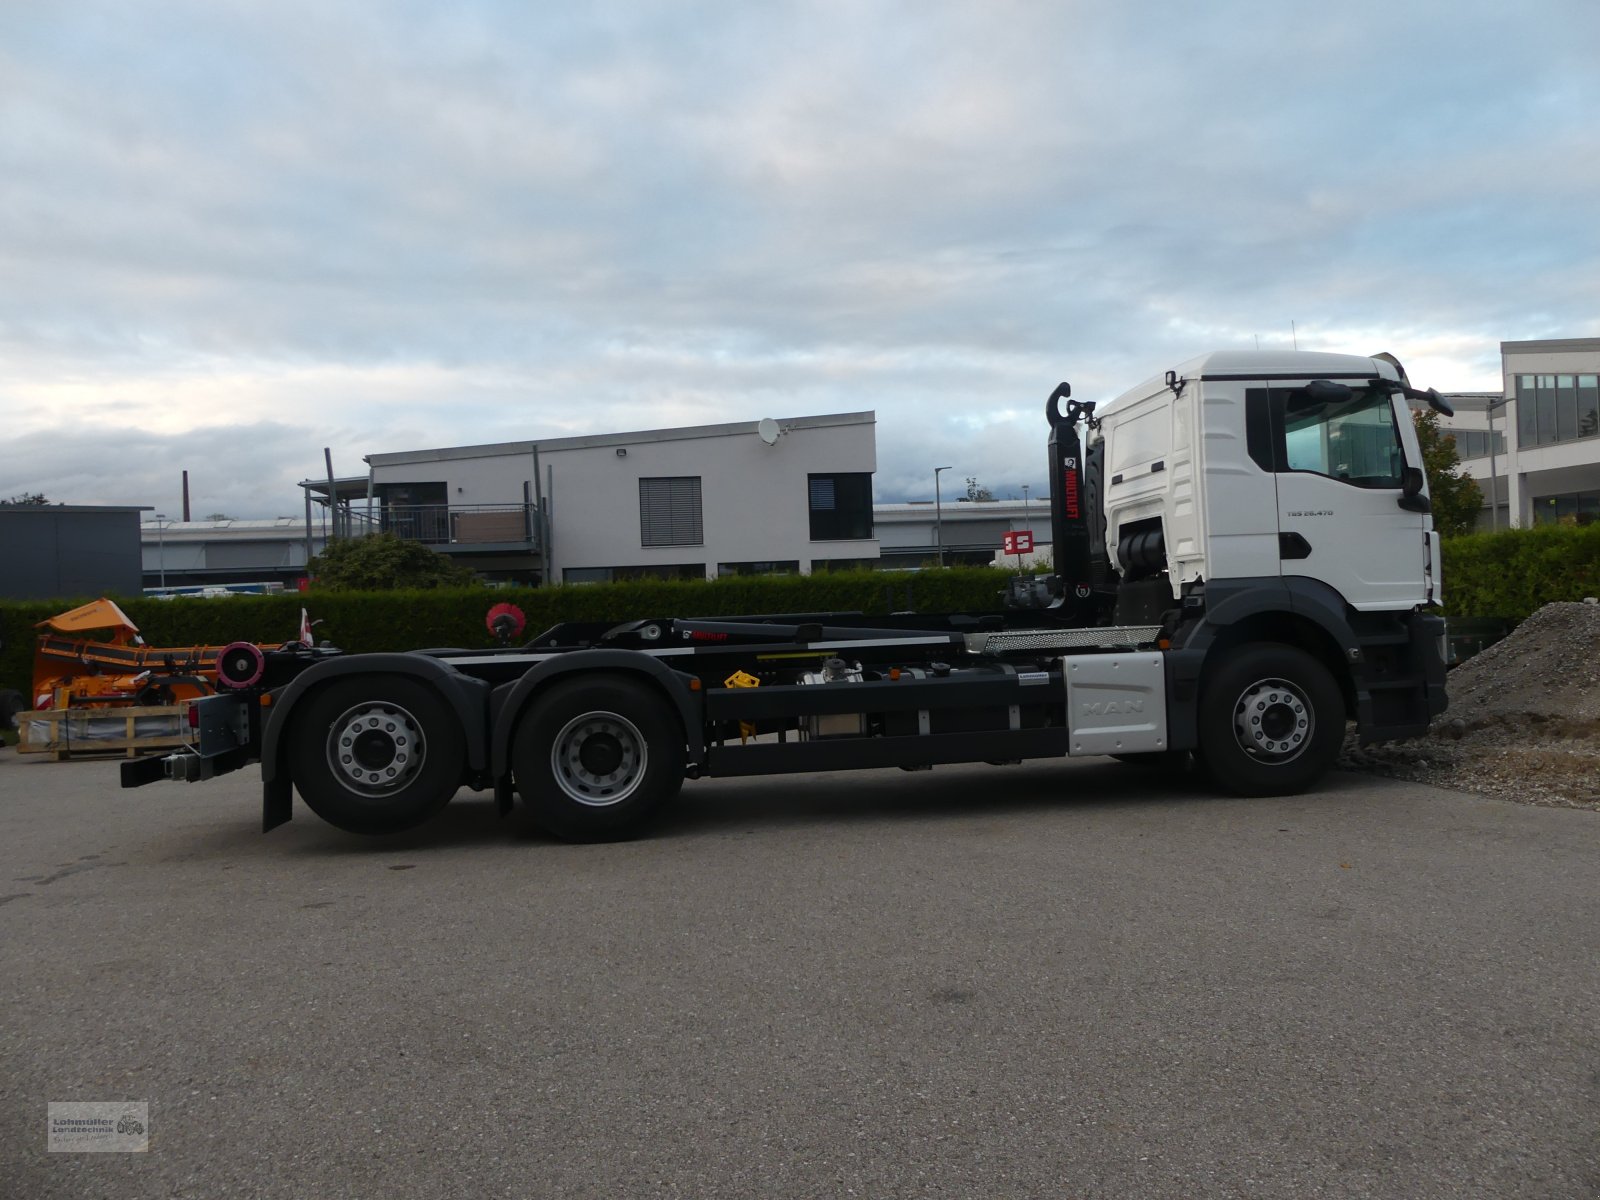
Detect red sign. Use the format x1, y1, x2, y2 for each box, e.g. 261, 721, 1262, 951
1002, 530, 1034, 555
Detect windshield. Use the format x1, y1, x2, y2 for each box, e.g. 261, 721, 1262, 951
1283, 388, 1403, 489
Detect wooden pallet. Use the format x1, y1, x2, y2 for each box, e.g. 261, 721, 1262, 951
17, 705, 188, 761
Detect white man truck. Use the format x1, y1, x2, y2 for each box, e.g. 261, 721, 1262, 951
123, 350, 1450, 840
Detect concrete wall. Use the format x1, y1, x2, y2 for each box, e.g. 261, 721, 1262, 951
0, 507, 146, 600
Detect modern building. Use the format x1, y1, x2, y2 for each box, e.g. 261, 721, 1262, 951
301, 412, 880, 583
1498, 338, 1600, 527
2, 505, 150, 600
874, 498, 1046, 568
1404, 338, 1600, 531
140, 516, 325, 593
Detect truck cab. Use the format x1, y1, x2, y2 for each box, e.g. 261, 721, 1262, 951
1067, 350, 1447, 753
1097, 350, 1437, 613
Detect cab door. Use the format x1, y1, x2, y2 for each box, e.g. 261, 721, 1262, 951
1267, 385, 1429, 611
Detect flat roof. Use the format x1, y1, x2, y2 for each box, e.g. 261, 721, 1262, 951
364, 411, 875, 468
1501, 337, 1600, 354
874, 500, 1032, 516
0, 504, 152, 514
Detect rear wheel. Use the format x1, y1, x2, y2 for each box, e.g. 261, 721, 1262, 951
1196, 645, 1344, 796
289, 675, 464, 834
513, 675, 685, 842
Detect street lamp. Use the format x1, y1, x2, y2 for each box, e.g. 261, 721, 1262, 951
1021, 483, 1030, 534
1485, 395, 1512, 530
933, 466, 953, 567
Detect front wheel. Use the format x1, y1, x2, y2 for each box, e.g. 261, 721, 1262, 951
512, 675, 685, 842
1196, 645, 1345, 796
288, 675, 465, 834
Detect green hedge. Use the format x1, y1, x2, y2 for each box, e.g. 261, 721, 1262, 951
1442, 524, 1600, 619
0, 568, 1014, 699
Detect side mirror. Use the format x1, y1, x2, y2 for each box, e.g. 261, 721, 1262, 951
1398, 466, 1431, 513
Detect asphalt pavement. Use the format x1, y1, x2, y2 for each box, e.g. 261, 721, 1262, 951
2, 751, 1597, 1199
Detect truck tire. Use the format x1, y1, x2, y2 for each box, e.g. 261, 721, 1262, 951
512, 674, 685, 842
288, 675, 465, 835
1196, 645, 1344, 797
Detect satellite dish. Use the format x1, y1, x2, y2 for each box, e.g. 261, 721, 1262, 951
756, 417, 780, 446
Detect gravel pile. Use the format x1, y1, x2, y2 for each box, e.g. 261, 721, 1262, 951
1342, 601, 1600, 811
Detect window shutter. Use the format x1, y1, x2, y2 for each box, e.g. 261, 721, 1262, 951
639, 477, 703, 547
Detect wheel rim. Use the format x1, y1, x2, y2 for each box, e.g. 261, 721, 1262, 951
1231, 676, 1314, 763
326, 701, 426, 796
550, 711, 648, 807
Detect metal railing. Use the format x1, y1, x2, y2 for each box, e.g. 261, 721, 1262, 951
341, 503, 540, 549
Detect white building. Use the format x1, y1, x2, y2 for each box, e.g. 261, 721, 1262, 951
1401, 337, 1600, 531
1498, 338, 1600, 527
306, 412, 881, 583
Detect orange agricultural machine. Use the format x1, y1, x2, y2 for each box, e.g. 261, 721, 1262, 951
32, 599, 314, 711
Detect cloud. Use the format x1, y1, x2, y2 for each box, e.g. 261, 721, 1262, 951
1, 1, 1597, 514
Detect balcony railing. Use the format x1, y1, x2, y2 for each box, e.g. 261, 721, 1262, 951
342, 503, 540, 549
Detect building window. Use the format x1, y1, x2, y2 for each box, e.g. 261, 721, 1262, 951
1532, 490, 1600, 527
1446, 429, 1506, 461
717, 560, 800, 577
564, 563, 705, 583
639, 477, 703, 547
1517, 374, 1600, 449
808, 473, 874, 541
1537, 375, 1557, 446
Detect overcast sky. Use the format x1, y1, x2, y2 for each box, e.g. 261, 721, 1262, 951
2, 1, 1597, 517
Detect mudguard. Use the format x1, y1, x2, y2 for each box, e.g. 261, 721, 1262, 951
1190, 577, 1362, 661
488, 650, 706, 782
260, 654, 491, 831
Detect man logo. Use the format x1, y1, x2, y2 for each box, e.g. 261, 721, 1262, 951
1082, 699, 1143, 716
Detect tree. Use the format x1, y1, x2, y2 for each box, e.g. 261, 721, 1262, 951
2, 492, 50, 505
1412, 410, 1483, 539
308, 531, 479, 591
964, 477, 994, 502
